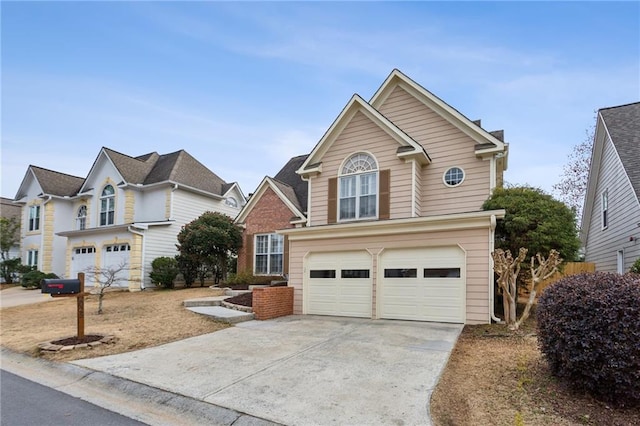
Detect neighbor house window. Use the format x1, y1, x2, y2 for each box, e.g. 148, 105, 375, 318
254, 234, 283, 275
443, 167, 465, 187
27, 250, 38, 267
77, 205, 87, 230
601, 190, 608, 229
100, 185, 115, 226
28, 205, 40, 231
339, 153, 378, 220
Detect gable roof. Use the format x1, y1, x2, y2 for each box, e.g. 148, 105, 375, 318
274, 154, 309, 212
15, 166, 85, 200
600, 102, 640, 201
370, 69, 508, 163
580, 101, 640, 243
235, 154, 309, 225
80, 147, 231, 197
297, 94, 430, 175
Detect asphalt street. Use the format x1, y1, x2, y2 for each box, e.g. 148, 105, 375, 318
0, 369, 146, 426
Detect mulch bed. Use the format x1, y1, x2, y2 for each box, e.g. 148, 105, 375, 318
52, 334, 105, 346
224, 292, 252, 307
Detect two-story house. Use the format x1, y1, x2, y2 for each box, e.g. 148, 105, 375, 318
238, 70, 508, 324
14, 148, 245, 289
581, 102, 640, 273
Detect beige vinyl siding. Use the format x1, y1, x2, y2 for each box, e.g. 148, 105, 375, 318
378, 86, 491, 215
309, 111, 413, 226
584, 134, 640, 272
289, 227, 491, 324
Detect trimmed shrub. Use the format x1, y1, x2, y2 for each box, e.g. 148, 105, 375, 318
149, 257, 179, 289
631, 258, 640, 274
537, 272, 640, 407
21, 270, 58, 289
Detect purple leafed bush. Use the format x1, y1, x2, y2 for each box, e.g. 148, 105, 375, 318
537, 272, 640, 407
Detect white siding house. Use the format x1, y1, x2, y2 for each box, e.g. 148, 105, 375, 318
582, 102, 640, 273
14, 148, 245, 289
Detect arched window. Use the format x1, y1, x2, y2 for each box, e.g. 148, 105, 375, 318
339, 153, 378, 220
100, 185, 115, 226
77, 205, 87, 230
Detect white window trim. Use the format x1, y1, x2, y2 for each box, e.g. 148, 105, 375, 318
77, 205, 87, 230
601, 190, 608, 230
442, 167, 466, 187
254, 233, 284, 275
100, 185, 116, 226
28, 205, 41, 231
338, 153, 379, 222
27, 249, 39, 268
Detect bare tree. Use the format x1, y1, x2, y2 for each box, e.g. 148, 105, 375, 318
492, 248, 563, 330
553, 124, 595, 224
84, 261, 138, 314
493, 248, 528, 326
515, 250, 562, 329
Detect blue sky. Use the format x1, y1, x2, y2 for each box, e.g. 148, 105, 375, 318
2, 2, 639, 200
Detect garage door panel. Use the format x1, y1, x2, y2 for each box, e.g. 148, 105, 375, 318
306, 251, 372, 318
380, 247, 465, 323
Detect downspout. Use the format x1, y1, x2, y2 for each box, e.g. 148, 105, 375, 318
128, 225, 146, 290
489, 214, 503, 323
41, 195, 53, 272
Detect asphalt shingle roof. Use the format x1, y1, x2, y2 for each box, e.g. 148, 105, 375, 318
274, 154, 309, 213
0, 197, 22, 220
600, 102, 640, 201
30, 166, 85, 197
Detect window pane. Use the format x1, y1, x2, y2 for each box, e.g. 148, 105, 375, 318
270, 254, 283, 274
256, 235, 268, 254
360, 173, 377, 195
384, 268, 417, 278
340, 198, 356, 219
359, 194, 376, 217
341, 269, 370, 279
424, 268, 461, 278
310, 270, 336, 278
255, 255, 268, 274
270, 234, 284, 254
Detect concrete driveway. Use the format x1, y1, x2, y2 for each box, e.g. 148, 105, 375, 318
0, 286, 56, 309
74, 316, 462, 425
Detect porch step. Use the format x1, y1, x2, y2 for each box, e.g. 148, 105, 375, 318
186, 306, 255, 324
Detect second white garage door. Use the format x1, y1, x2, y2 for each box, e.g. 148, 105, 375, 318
306, 251, 372, 318
380, 247, 465, 323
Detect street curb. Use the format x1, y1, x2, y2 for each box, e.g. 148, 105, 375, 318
1, 348, 281, 426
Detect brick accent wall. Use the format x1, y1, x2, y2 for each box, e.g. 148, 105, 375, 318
252, 286, 294, 320
237, 187, 296, 273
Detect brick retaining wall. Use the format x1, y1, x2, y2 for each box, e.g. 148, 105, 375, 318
252, 286, 294, 320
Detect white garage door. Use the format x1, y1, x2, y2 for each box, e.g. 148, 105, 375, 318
306, 251, 372, 318
380, 247, 465, 323
103, 243, 131, 288
72, 246, 96, 286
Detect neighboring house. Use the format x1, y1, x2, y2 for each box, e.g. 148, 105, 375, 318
243, 69, 509, 324
235, 154, 308, 277
13, 148, 245, 289
0, 197, 22, 260
581, 102, 640, 273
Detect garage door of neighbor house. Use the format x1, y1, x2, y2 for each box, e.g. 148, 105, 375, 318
380, 247, 465, 323
72, 246, 96, 285
103, 243, 131, 287
306, 251, 372, 318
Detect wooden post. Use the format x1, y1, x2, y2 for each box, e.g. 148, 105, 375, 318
77, 272, 85, 339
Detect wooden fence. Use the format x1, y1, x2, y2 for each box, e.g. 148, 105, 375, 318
538, 262, 596, 294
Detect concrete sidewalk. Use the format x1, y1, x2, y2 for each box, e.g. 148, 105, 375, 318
1, 348, 279, 426
73, 316, 462, 425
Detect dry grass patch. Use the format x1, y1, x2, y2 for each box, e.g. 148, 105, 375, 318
431, 318, 640, 426
0, 288, 229, 362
